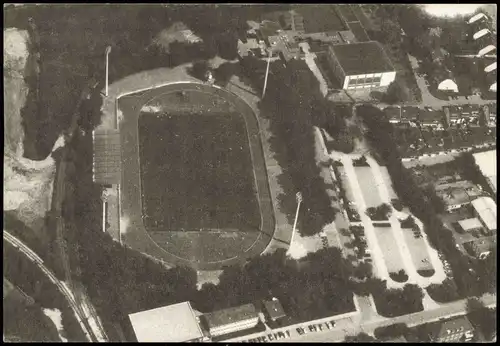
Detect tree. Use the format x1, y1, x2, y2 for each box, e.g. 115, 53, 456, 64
426, 278, 461, 303
382, 81, 405, 104
374, 323, 410, 340
466, 299, 497, 341
187, 60, 210, 81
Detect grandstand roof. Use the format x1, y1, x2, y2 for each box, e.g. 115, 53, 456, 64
128, 302, 204, 342
471, 196, 497, 231
93, 129, 121, 184
328, 41, 395, 75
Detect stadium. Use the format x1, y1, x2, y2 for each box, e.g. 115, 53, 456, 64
93, 81, 276, 270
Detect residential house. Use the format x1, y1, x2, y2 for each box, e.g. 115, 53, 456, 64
427, 316, 475, 342
464, 236, 496, 259
435, 180, 483, 212
262, 298, 287, 322
201, 303, 259, 337
442, 105, 461, 127
327, 41, 396, 90
417, 109, 445, 128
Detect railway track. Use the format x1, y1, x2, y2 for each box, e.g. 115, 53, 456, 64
4, 231, 95, 342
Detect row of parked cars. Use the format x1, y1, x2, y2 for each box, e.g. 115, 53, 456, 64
296, 320, 336, 335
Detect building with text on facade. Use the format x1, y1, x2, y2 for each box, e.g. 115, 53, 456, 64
327, 41, 396, 90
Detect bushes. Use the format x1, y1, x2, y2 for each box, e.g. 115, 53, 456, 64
373, 282, 424, 317
366, 203, 392, 221
400, 215, 416, 228
391, 198, 403, 211
352, 155, 369, 167
389, 269, 409, 283
426, 278, 461, 303
374, 323, 410, 341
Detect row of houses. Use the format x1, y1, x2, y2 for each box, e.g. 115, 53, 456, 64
128, 298, 287, 342
385, 103, 497, 129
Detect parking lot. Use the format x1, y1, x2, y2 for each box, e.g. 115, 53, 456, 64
373, 226, 407, 276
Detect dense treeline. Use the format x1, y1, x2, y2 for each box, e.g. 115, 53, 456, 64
235, 56, 339, 235
357, 104, 495, 298
3, 243, 87, 341
5, 4, 289, 158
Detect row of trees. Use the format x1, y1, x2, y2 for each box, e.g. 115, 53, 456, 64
230, 56, 338, 236
357, 104, 496, 298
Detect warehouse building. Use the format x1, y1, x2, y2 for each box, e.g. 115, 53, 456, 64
201, 303, 259, 337
327, 41, 396, 90
471, 196, 497, 233
128, 302, 206, 342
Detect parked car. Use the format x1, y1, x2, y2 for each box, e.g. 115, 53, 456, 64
317, 324, 323, 331
296, 327, 304, 335
267, 334, 274, 341
285, 330, 291, 338
330, 320, 336, 327
277, 332, 285, 340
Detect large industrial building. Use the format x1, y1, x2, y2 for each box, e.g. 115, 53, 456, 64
128, 302, 206, 342
201, 303, 259, 337
327, 41, 396, 89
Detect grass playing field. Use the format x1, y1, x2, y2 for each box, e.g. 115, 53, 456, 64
138, 111, 260, 232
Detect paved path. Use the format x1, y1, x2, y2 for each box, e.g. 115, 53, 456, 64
299, 42, 328, 97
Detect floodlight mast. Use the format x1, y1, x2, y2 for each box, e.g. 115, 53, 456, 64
262, 49, 272, 98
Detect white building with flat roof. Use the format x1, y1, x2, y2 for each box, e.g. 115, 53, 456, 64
473, 150, 497, 193
128, 302, 206, 342
471, 196, 497, 233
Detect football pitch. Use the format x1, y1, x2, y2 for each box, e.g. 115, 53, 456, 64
138, 111, 260, 232
116, 82, 275, 270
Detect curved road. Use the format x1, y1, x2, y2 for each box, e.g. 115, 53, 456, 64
3, 230, 95, 342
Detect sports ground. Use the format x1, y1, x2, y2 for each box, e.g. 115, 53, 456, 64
116, 82, 275, 270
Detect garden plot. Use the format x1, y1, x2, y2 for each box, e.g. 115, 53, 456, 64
373, 226, 406, 275
354, 167, 383, 208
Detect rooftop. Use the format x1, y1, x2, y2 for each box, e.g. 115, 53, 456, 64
203, 303, 258, 329
435, 316, 474, 339
128, 302, 204, 342
466, 236, 496, 255
263, 298, 287, 321
473, 150, 497, 192
471, 196, 497, 230
458, 217, 484, 231
329, 41, 395, 76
